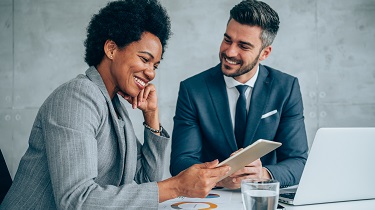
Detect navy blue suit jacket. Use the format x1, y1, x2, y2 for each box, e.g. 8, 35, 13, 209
170, 64, 308, 187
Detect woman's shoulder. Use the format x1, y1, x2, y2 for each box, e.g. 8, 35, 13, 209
63, 74, 101, 92
54, 74, 102, 98
41, 74, 107, 113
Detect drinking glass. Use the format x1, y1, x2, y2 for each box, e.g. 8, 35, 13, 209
241, 179, 280, 210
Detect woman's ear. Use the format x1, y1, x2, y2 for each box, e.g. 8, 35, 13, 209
103, 40, 117, 60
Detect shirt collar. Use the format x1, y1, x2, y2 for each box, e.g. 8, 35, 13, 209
223, 65, 259, 89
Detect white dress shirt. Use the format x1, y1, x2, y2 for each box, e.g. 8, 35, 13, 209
223, 65, 259, 130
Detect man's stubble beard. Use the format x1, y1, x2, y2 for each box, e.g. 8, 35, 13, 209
221, 52, 261, 78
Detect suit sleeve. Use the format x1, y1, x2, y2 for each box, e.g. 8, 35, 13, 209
170, 82, 203, 176
264, 78, 309, 187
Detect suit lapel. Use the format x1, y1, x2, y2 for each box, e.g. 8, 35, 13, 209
243, 65, 273, 146
205, 65, 237, 151
85, 67, 126, 182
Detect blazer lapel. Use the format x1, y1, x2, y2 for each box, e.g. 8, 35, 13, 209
113, 97, 138, 184
205, 64, 237, 151
243, 65, 273, 146
85, 67, 126, 183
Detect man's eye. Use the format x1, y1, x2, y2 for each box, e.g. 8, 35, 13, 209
239, 44, 250, 50
154, 65, 158, 70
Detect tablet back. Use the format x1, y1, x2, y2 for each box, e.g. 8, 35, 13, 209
217, 139, 281, 181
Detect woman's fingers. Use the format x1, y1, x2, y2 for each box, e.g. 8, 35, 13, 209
138, 89, 144, 107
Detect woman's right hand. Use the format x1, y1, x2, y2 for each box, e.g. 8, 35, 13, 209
118, 84, 160, 133
157, 160, 230, 202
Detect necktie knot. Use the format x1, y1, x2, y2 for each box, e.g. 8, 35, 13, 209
236, 85, 248, 95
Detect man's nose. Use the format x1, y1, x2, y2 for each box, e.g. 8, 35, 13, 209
224, 44, 238, 57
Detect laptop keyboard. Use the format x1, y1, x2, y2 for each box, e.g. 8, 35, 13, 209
281, 193, 296, 199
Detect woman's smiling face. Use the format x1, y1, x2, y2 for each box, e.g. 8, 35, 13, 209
109, 32, 162, 98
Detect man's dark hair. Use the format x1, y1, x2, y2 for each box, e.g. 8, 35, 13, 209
229, 0, 280, 49
84, 0, 172, 67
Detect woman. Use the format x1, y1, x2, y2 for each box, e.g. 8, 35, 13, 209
0, 0, 229, 209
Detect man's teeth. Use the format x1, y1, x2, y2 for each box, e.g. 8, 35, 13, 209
134, 77, 146, 87
225, 58, 237, 65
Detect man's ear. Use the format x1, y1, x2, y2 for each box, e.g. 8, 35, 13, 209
259, 45, 272, 61
103, 40, 117, 59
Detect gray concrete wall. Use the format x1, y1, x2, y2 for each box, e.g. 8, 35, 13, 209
1, 0, 374, 179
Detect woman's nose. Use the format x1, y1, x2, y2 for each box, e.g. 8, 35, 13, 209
144, 65, 155, 81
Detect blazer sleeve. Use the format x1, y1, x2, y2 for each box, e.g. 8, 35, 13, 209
134, 128, 170, 184
264, 78, 309, 187
170, 81, 204, 176
41, 80, 162, 209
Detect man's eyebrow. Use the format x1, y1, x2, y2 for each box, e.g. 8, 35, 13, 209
224, 33, 255, 48
239, 41, 254, 48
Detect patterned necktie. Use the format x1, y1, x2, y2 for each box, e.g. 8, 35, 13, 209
235, 85, 248, 148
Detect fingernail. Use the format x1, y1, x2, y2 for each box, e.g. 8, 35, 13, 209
233, 178, 236, 182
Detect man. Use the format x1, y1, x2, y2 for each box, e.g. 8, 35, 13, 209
170, 0, 308, 189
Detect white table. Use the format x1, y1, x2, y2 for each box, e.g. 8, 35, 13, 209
279, 199, 375, 210
159, 188, 375, 210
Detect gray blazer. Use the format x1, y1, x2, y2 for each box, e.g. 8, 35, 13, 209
1, 67, 170, 210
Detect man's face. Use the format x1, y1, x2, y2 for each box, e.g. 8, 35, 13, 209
219, 19, 268, 83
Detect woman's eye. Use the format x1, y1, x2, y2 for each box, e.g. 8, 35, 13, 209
141, 56, 149, 63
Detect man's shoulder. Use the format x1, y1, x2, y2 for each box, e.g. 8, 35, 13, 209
262, 65, 296, 78
182, 64, 221, 84
262, 65, 297, 81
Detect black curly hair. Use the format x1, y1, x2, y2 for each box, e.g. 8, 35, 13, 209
84, 0, 172, 67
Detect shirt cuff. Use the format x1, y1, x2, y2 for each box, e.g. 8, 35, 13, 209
264, 167, 274, 179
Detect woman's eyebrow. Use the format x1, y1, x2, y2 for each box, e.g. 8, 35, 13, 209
139, 51, 154, 59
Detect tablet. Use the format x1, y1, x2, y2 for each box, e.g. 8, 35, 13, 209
217, 139, 282, 181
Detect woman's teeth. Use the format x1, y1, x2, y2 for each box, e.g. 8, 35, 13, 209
134, 77, 146, 87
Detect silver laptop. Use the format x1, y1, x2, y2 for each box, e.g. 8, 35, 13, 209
279, 127, 375, 205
